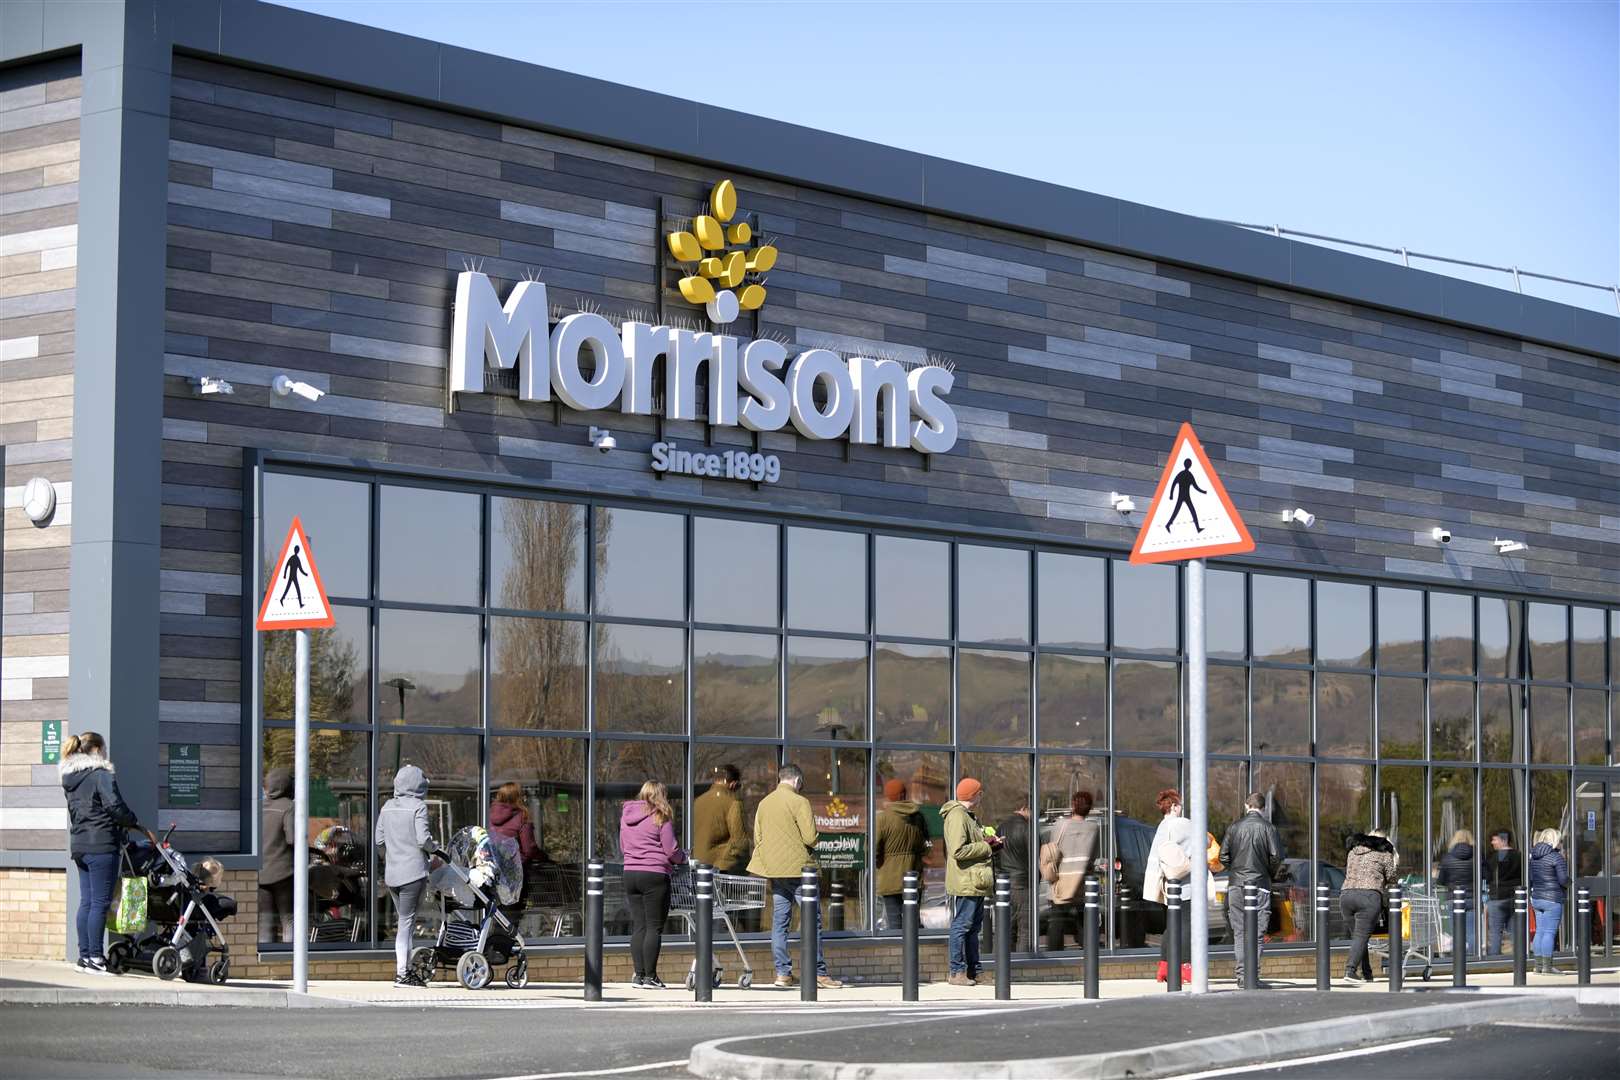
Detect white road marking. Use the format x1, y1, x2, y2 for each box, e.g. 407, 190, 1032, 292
486, 1060, 689, 1080
1154, 1037, 1451, 1079
1493, 1020, 1620, 1033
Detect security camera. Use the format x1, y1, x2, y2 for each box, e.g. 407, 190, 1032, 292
1109, 492, 1136, 515
588, 426, 617, 453
273, 374, 325, 402
1431, 527, 1452, 545
190, 375, 234, 396
1283, 507, 1315, 529
1493, 538, 1527, 555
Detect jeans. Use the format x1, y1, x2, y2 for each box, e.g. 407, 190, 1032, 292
74, 852, 120, 962
769, 878, 826, 978
1226, 887, 1272, 984
881, 893, 904, 932
258, 878, 295, 944
1340, 888, 1383, 978
1007, 885, 1032, 953
1485, 898, 1513, 955
624, 870, 672, 978
389, 877, 425, 977
949, 896, 985, 976
1531, 897, 1562, 957
1449, 908, 1477, 957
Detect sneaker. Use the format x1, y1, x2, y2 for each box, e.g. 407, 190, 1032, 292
946, 972, 974, 987
644, 975, 668, 989
394, 972, 426, 987
630, 975, 646, 988
815, 975, 843, 989
772, 973, 797, 988
74, 957, 88, 970
1343, 972, 1369, 984
82, 957, 111, 976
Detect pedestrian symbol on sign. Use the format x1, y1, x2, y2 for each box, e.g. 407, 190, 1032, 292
256, 518, 334, 631
1165, 458, 1208, 534
280, 545, 309, 608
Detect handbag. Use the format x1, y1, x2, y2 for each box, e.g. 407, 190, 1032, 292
1159, 838, 1193, 882
109, 875, 148, 935
1038, 820, 1067, 885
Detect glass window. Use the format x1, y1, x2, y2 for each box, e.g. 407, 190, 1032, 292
592, 738, 687, 907
691, 744, 778, 877
1111, 561, 1177, 655
1038, 653, 1106, 749
875, 535, 948, 639
1206, 664, 1247, 755
1036, 754, 1108, 953
1527, 603, 1568, 683
1529, 686, 1569, 765
694, 517, 778, 627
1114, 757, 1178, 950
594, 623, 685, 734
1480, 682, 1523, 764
959, 649, 1032, 747
1319, 763, 1375, 921
1527, 770, 1568, 952
786, 636, 867, 740
1429, 592, 1473, 676
1251, 761, 1312, 941
1317, 581, 1371, 668
1037, 552, 1104, 651
1481, 767, 1523, 949
1378, 676, 1425, 759
958, 751, 1032, 950
958, 545, 1029, 645
489, 496, 585, 613
1431, 680, 1474, 761
1574, 688, 1606, 766
593, 507, 684, 620
1112, 659, 1179, 752
792, 746, 870, 932
1252, 574, 1309, 663
263, 472, 370, 600
490, 736, 586, 939
261, 727, 369, 947
378, 485, 480, 606
874, 748, 950, 929
874, 642, 950, 745
1206, 569, 1246, 660
692, 630, 779, 739
1430, 764, 1476, 956
489, 616, 586, 730
378, 609, 480, 727
1377, 586, 1424, 673
263, 604, 369, 726
379, 730, 481, 838
1252, 667, 1310, 756
1318, 672, 1373, 758
1479, 597, 1523, 679
1572, 607, 1606, 686
1208, 760, 1249, 863
787, 526, 865, 633
1378, 764, 1426, 884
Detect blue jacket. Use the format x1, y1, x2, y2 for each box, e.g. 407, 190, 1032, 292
1527, 842, 1569, 902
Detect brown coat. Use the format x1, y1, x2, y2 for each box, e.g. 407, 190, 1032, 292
874, 800, 929, 897
691, 782, 748, 871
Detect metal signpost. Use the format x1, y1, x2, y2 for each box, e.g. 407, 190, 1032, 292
1130, 422, 1254, 995
255, 517, 335, 997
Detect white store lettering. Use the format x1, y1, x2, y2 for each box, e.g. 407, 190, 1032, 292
651, 442, 781, 484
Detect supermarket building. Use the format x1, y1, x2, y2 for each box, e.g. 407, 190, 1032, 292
2, 0, 1617, 979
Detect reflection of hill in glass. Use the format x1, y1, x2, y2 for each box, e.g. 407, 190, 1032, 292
264, 623, 359, 724
788, 655, 867, 737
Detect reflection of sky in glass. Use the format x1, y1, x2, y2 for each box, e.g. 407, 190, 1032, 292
594, 507, 684, 619
1037, 552, 1103, 650
1527, 602, 1567, 681
876, 536, 948, 639
958, 545, 1029, 644
695, 517, 778, 627
1111, 561, 1176, 654
1205, 569, 1245, 659
263, 473, 370, 599
1252, 575, 1308, 661
379, 485, 480, 606
788, 527, 865, 633
1316, 581, 1370, 667
378, 610, 480, 716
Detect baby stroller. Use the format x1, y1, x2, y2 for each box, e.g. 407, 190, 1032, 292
105, 826, 237, 984
409, 825, 528, 990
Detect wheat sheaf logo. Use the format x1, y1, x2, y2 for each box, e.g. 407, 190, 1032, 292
666, 179, 778, 325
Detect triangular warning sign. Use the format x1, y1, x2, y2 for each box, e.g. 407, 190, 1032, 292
1129, 422, 1255, 564
255, 517, 335, 631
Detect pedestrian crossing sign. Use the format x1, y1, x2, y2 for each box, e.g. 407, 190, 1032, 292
255, 517, 335, 631
1128, 422, 1254, 564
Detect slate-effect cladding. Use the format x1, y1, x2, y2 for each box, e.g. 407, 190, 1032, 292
158, 58, 1618, 850
1, 59, 79, 851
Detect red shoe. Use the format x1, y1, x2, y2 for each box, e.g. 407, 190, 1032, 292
1181, 963, 1192, 984
1156, 961, 1168, 983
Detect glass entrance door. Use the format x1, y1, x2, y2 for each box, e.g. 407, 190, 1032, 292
1571, 773, 1617, 958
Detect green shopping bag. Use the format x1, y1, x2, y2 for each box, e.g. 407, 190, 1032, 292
109, 875, 148, 934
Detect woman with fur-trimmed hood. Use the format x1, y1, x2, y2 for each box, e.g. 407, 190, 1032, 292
60, 731, 155, 974
1340, 830, 1398, 983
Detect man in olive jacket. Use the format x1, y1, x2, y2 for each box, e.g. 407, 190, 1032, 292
874, 778, 930, 930
747, 764, 840, 988
942, 777, 1001, 985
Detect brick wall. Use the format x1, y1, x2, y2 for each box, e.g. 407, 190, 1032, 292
0, 867, 67, 960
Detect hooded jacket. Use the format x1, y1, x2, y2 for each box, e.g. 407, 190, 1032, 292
941, 799, 993, 897
489, 800, 540, 863
874, 799, 929, 896
260, 767, 298, 885
1528, 842, 1570, 902
375, 765, 434, 888
1342, 833, 1398, 892
60, 754, 141, 856
620, 800, 686, 875
1436, 841, 1475, 901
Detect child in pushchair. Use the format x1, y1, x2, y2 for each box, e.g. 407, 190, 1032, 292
105, 826, 237, 983
409, 825, 528, 990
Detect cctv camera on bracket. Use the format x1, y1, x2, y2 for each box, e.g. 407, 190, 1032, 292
273, 374, 325, 403
1431, 527, 1452, 545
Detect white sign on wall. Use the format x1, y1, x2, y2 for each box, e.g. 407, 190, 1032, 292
447, 272, 958, 454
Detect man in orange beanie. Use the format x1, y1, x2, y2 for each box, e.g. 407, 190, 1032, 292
874, 778, 929, 930
942, 777, 1000, 985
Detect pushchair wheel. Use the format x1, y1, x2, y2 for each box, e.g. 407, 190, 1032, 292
152, 946, 182, 981
1421, 965, 1432, 982
505, 961, 528, 990
456, 951, 492, 990
738, 972, 752, 989
105, 942, 131, 975
208, 958, 230, 985
409, 946, 435, 984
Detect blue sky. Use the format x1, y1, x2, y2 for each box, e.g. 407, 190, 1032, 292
274, 1, 1617, 313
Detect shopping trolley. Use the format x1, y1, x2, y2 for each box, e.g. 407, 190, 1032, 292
668, 864, 767, 990
1370, 884, 1443, 982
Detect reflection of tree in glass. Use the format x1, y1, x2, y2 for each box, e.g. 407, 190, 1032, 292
493, 500, 593, 729
263, 623, 359, 724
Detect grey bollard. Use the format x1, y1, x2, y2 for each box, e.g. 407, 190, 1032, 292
1387, 886, 1404, 992
829, 880, 845, 932
694, 865, 714, 1002
1451, 887, 1468, 988
1512, 887, 1527, 986
901, 871, 920, 1002
1082, 877, 1100, 999
1242, 884, 1260, 990
1576, 887, 1592, 985
1316, 883, 1331, 991
1167, 880, 1183, 993
800, 867, 819, 1002
584, 860, 604, 1001
994, 874, 1012, 1000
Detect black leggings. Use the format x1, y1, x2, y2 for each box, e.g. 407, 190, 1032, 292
1159, 877, 1192, 963
624, 870, 671, 978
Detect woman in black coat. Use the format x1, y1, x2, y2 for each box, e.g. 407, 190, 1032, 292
60, 732, 154, 973
1435, 828, 1476, 956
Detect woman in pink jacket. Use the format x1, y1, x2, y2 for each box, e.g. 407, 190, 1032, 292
619, 781, 686, 988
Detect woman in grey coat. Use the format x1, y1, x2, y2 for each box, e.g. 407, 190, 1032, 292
376, 765, 436, 986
